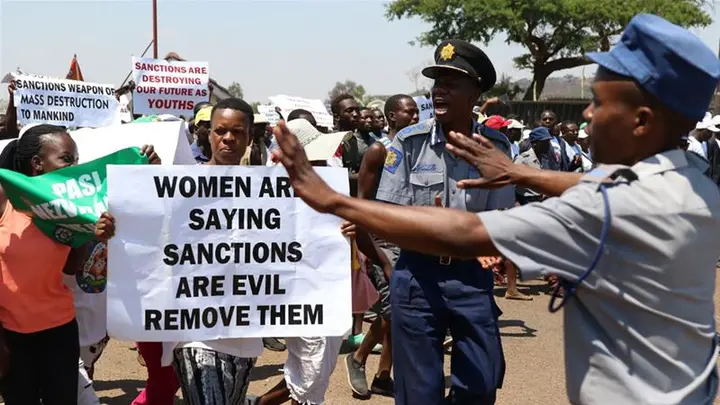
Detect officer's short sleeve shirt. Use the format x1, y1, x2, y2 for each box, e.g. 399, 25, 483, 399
477, 149, 720, 404
375, 119, 515, 211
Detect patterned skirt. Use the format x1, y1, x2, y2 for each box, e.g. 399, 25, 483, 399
173, 347, 255, 405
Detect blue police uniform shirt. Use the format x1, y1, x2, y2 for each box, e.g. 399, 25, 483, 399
376, 118, 515, 211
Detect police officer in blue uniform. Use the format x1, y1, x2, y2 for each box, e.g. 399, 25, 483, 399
375, 39, 513, 405
270, 14, 720, 405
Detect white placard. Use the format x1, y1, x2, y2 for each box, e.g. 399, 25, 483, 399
414, 96, 434, 122
132, 57, 209, 117
13, 75, 119, 128
0, 121, 194, 165
106, 165, 351, 341
70, 121, 195, 165
269, 95, 334, 129
257, 104, 281, 126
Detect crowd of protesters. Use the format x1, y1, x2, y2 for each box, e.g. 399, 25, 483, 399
0, 11, 719, 405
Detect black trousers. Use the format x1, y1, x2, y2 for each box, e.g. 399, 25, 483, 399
1, 319, 79, 405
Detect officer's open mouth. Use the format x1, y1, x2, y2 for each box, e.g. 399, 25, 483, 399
434, 100, 449, 115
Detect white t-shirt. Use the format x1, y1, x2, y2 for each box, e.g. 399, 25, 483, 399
688, 136, 708, 159
63, 241, 108, 347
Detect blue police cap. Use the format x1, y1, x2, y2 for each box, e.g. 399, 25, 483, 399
529, 127, 552, 142
422, 39, 497, 93
587, 13, 720, 122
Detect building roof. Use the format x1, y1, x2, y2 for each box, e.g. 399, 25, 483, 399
164, 52, 231, 100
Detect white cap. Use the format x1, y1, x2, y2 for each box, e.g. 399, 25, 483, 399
285, 119, 347, 162
696, 112, 720, 132
507, 119, 524, 129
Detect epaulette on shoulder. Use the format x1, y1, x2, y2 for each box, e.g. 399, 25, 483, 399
396, 119, 434, 141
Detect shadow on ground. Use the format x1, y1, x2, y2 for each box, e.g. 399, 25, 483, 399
250, 363, 284, 381
95, 379, 143, 404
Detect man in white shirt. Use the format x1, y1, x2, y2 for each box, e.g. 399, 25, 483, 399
688, 112, 720, 159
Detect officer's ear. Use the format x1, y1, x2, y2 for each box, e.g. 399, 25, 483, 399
633, 106, 653, 139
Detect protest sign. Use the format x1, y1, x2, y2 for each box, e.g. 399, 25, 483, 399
132, 57, 209, 117
106, 165, 351, 341
414, 96, 434, 122
257, 104, 281, 126
269, 95, 334, 129
13, 75, 119, 128
0, 147, 148, 247
0, 121, 195, 167
70, 121, 195, 165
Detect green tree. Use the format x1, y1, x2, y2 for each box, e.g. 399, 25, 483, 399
328, 80, 368, 105
484, 74, 525, 101
250, 102, 262, 113
386, 0, 711, 100
228, 82, 244, 99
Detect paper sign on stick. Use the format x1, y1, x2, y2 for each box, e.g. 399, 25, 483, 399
13, 75, 119, 128
269, 95, 334, 129
132, 57, 209, 117
106, 165, 351, 341
257, 104, 281, 126
414, 96, 434, 122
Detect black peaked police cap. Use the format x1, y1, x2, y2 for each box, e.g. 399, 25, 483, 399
422, 39, 497, 93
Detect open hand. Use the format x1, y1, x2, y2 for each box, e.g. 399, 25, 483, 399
140, 144, 161, 164
272, 121, 336, 213
445, 131, 514, 189
95, 212, 116, 242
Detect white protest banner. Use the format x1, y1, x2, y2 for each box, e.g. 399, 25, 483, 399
70, 121, 195, 165
269, 95, 334, 129
0, 121, 194, 166
13, 75, 119, 128
106, 165, 351, 341
414, 96, 434, 122
132, 57, 209, 117
257, 104, 281, 126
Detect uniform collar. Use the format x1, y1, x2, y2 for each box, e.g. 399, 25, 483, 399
431, 119, 482, 146
631, 148, 706, 178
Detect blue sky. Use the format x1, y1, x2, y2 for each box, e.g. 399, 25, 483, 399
2, 0, 720, 102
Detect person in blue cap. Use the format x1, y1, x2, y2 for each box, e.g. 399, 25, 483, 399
270, 13, 720, 405
344, 38, 513, 405
513, 127, 555, 205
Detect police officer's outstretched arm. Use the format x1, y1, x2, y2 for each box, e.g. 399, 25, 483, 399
272, 121, 500, 258
445, 130, 583, 197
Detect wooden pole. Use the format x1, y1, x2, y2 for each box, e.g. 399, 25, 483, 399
152, 0, 158, 58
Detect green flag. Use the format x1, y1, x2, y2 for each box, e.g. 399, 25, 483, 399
0, 147, 148, 247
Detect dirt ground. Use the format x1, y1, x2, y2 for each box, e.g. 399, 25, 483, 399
79, 278, 720, 404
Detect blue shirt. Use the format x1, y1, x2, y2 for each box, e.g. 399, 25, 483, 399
376, 118, 515, 212
191, 141, 210, 163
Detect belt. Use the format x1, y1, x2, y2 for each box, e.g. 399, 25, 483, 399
439, 256, 453, 265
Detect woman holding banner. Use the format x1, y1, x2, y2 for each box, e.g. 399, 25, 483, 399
162, 98, 262, 405
0, 124, 157, 405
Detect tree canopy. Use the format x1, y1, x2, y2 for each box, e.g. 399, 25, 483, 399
328, 80, 368, 104
386, 0, 712, 100
227, 81, 244, 99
